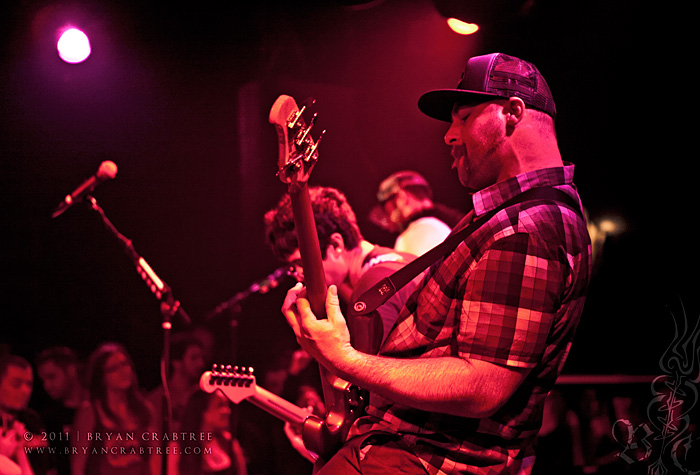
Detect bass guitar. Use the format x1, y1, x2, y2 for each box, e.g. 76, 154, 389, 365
201, 95, 366, 462
269, 94, 367, 461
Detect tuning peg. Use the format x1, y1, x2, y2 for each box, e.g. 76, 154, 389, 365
295, 113, 317, 146
305, 129, 326, 161
288, 99, 314, 130
288, 97, 316, 127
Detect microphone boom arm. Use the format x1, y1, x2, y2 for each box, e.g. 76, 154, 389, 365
204, 266, 293, 320
78, 193, 186, 475
85, 195, 191, 324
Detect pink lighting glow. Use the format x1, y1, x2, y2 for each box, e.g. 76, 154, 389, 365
447, 18, 479, 35
57, 28, 91, 64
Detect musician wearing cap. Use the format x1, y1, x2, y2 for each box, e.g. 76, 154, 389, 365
282, 53, 592, 474
369, 170, 463, 256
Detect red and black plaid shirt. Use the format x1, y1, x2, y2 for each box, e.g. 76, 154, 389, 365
349, 164, 592, 474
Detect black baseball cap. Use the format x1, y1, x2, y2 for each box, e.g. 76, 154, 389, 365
418, 53, 556, 122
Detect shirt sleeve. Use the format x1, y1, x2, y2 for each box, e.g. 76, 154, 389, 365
457, 230, 567, 368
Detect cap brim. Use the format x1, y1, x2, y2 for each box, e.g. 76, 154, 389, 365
418, 89, 500, 122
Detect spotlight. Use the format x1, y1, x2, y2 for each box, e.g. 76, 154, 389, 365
446, 18, 479, 35
598, 218, 624, 235
57, 28, 91, 64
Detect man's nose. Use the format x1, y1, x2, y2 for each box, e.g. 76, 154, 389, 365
444, 122, 460, 145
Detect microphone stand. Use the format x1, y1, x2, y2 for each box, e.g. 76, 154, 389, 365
204, 266, 292, 362
85, 195, 190, 475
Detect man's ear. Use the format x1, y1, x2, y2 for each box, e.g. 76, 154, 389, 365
504, 97, 526, 127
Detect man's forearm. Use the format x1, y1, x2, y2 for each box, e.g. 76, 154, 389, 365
334, 349, 526, 418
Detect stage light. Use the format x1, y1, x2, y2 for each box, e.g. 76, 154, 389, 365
599, 218, 623, 235
447, 18, 479, 35
57, 28, 91, 64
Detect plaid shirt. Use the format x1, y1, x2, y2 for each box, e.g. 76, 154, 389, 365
349, 164, 591, 474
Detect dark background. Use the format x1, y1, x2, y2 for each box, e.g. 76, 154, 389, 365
0, 0, 692, 409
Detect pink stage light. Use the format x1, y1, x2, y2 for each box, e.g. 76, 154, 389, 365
57, 28, 91, 64
446, 18, 479, 35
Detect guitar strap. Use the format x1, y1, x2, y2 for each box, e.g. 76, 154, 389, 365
351, 186, 584, 316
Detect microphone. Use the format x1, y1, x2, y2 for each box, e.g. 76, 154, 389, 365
205, 266, 294, 320
251, 266, 294, 294
52, 161, 118, 218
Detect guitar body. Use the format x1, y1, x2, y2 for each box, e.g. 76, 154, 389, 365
268, 95, 367, 462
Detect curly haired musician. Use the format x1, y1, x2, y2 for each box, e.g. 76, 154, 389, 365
282, 53, 592, 474
264, 186, 419, 461
265, 186, 418, 354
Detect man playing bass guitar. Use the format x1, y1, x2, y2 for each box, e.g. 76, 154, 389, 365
281, 52, 592, 474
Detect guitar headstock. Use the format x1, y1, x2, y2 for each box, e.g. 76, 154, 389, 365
269, 95, 326, 190
199, 364, 256, 404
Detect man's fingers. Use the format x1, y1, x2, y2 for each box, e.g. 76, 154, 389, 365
282, 282, 305, 336
281, 282, 304, 313
283, 308, 301, 336
295, 295, 314, 326
325, 285, 345, 325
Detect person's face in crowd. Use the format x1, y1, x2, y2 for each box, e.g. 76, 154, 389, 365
381, 189, 410, 232
0, 365, 33, 412
38, 361, 74, 401
202, 392, 231, 432
178, 345, 206, 382
102, 351, 134, 392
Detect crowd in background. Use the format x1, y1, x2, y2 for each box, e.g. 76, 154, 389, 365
0, 329, 247, 475
1, 331, 667, 475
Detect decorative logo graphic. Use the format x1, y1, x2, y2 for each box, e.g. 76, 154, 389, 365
613, 300, 699, 474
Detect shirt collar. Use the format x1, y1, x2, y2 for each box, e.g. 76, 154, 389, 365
471, 163, 577, 217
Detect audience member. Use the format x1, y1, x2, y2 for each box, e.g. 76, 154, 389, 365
532, 389, 584, 474
71, 343, 157, 475
570, 389, 618, 473
176, 391, 246, 475
147, 333, 206, 435
0, 355, 49, 475
35, 347, 86, 475
190, 327, 215, 368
